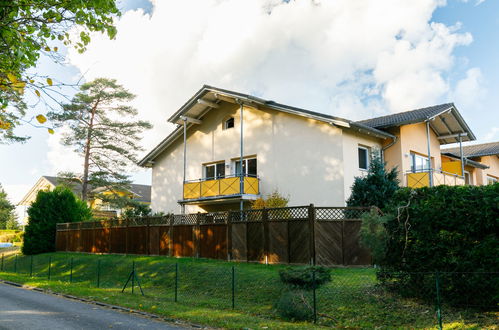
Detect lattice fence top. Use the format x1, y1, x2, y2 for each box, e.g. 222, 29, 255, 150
56, 206, 374, 229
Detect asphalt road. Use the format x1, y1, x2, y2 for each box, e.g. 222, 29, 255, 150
0, 282, 184, 329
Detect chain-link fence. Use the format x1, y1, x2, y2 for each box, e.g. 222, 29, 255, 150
0, 252, 497, 328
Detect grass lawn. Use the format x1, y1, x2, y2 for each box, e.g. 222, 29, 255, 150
0, 248, 496, 329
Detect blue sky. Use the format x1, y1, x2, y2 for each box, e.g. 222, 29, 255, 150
1, 0, 498, 212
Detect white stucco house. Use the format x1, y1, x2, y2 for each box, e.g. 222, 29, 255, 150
138, 86, 395, 214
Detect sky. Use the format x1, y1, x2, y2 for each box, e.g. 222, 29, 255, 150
1, 0, 498, 214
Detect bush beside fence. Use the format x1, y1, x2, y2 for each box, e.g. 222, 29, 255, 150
56, 205, 375, 266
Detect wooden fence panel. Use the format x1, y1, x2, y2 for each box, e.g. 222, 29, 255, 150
128, 226, 147, 255
231, 223, 247, 261
110, 227, 126, 254
158, 226, 171, 255
149, 226, 160, 255
199, 224, 227, 260
268, 222, 288, 263
173, 225, 194, 257
94, 228, 110, 253
343, 220, 371, 265
247, 222, 264, 262
81, 229, 93, 252
289, 221, 310, 264
56, 231, 67, 251
315, 221, 343, 266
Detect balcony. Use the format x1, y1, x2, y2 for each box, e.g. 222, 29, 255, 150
183, 174, 260, 201
406, 169, 465, 188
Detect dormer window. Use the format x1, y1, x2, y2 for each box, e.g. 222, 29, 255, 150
224, 117, 235, 130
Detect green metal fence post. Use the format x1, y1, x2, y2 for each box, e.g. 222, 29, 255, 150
69, 258, 73, 283
131, 261, 135, 294
47, 256, 52, 280
30, 255, 33, 277
435, 271, 443, 330
174, 263, 178, 302
97, 259, 101, 288
313, 268, 317, 324
231, 265, 235, 309
14, 254, 17, 273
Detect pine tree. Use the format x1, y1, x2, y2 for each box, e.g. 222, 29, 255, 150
347, 153, 399, 210
0, 184, 16, 229
48, 78, 152, 202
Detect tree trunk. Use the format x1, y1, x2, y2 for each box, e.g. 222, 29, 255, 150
81, 99, 99, 201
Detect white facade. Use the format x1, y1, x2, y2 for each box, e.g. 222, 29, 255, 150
150, 101, 383, 214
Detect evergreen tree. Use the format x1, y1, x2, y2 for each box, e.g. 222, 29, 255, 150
347, 153, 399, 210
22, 186, 92, 255
48, 78, 152, 202
0, 184, 16, 229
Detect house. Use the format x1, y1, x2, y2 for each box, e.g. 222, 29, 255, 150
138, 85, 499, 214
18, 176, 151, 221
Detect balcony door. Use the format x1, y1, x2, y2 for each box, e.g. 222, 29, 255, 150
235, 158, 257, 177
410, 153, 430, 173
204, 162, 225, 180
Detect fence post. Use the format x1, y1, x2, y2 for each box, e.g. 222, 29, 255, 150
231, 265, 235, 309
308, 204, 316, 266
313, 268, 317, 323
174, 263, 178, 302
97, 259, 101, 288
47, 256, 52, 280
263, 207, 269, 264
30, 255, 33, 277
227, 212, 232, 261
435, 271, 443, 330
1, 254, 3, 271
14, 254, 17, 273
69, 257, 73, 283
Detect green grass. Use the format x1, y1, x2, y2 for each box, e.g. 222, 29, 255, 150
0, 248, 496, 329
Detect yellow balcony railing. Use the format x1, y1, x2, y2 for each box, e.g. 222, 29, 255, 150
406, 169, 465, 188
183, 175, 260, 200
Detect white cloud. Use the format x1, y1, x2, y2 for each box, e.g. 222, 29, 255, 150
483, 127, 499, 141
452, 67, 484, 108
46, 127, 83, 174
65, 0, 476, 151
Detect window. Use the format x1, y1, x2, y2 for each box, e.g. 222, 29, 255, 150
204, 162, 225, 180
487, 176, 498, 185
358, 146, 369, 170
235, 158, 257, 177
223, 117, 235, 130
410, 153, 430, 172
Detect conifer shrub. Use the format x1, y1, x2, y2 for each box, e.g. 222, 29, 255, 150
22, 186, 92, 255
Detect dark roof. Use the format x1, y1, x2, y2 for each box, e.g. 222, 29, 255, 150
357, 103, 455, 128
442, 142, 499, 158
42, 176, 151, 203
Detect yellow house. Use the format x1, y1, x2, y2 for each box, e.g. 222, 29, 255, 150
18, 176, 151, 222
139, 86, 498, 214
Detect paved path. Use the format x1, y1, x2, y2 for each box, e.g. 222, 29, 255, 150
0, 282, 184, 329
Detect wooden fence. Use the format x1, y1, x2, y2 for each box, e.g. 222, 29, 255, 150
56, 205, 376, 266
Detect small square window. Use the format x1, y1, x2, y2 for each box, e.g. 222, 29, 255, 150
224, 117, 235, 130
358, 147, 369, 170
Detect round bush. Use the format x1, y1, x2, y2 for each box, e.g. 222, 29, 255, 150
276, 290, 313, 321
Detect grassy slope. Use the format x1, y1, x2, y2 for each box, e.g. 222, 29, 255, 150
0, 248, 496, 329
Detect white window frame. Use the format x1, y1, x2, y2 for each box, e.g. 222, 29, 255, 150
233, 157, 257, 177
203, 162, 225, 180
358, 146, 369, 170
410, 152, 430, 173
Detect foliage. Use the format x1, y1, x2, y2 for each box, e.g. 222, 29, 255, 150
0, 184, 17, 229
22, 186, 92, 255
276, 290, 313, 321
378, 184, 499, 307
48, 78, 152, 201
279, 266, 331, 290
121, 203, 152, 219
252, 189, 289, 209
359, 209, 390, 264
0, 0, 120, 142
0, 230, 23, 242
347, 153, 399, 210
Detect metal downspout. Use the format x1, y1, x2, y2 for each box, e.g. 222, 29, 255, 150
381, 135, 398, 163
426, 120, 433, 187
239, 101, 244, 211
459, 134, 465, 182
182, 119, 187, 214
